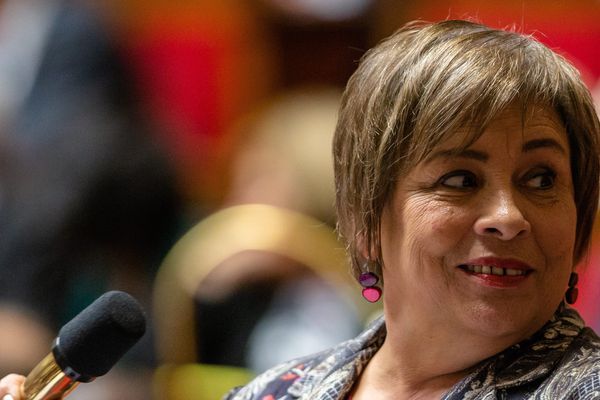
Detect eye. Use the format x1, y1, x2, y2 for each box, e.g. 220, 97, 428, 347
438, 170, 478, 189
524, 169, 556, 189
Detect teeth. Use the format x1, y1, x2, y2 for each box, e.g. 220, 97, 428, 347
506, 268, 524, 276
464, 265, 525, 276
492, 267, 504, 276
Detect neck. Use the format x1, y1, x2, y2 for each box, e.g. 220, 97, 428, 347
351, 308, 529, 399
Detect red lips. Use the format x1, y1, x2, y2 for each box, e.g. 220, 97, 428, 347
459, 257, 533, 288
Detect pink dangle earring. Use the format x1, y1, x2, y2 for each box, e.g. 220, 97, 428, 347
359, 262, 382, 303
565, 272, 579, 305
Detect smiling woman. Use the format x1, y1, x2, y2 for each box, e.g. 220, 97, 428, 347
2, 18, 600, 400
379, 104, 577, 352
218, 20, 600, 399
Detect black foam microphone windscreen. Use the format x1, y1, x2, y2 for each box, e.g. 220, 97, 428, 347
52, 290, 146, 381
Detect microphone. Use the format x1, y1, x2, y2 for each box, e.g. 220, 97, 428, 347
22, 291, 146, 400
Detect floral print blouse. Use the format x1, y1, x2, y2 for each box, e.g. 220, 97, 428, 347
224, 303, 600, 399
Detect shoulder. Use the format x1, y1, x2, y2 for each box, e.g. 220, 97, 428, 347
564, 327, 600, 372
222, 348, 334, 400
223, 316, 386, 400
541, 327, 600, 398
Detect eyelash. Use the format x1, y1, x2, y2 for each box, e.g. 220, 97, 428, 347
437, 168, 557, 190
438, 170, 477, 189
523, 168, 556, 189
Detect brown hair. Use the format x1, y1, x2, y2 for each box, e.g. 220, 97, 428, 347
333, 20, 600, 279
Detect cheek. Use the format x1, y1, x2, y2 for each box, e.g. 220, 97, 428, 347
407, 202, 473, 256
534, 203, 577, 265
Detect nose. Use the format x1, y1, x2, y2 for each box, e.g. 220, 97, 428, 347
474, 191, 531, 240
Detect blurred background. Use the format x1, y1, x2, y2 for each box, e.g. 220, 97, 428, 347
0, 0, 597, 399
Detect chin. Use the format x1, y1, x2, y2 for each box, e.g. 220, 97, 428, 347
463, 299, 555, 344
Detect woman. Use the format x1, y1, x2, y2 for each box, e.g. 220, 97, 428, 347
2, 19, 600, 400
220, 19, 600, 399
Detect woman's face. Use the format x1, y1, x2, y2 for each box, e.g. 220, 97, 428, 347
380, 104, 576, 343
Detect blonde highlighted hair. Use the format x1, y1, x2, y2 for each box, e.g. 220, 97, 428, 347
333, 20, 600, 279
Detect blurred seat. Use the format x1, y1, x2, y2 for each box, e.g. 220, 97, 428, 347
152, 204, 374, 399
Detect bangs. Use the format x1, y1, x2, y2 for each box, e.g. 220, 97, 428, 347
403, 27, 581, 166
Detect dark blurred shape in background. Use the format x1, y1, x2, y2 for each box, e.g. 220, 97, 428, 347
0, 1, 182, 395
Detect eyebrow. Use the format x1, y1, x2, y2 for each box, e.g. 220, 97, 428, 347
522, 138, 567, 155
427, 148, 488, 163
427, 137, 567, 163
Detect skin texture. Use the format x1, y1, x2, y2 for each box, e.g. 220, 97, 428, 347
352, 104, 577, 399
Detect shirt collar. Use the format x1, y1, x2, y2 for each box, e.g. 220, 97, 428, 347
288, 316, 386, 398
491, 303, 584, 388
444, 303, 585, 398
288, 304, 585, 399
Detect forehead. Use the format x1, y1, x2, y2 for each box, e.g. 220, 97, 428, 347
431, 103, 568, 155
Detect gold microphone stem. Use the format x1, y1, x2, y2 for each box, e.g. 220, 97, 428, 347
23, 354, 79, 400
